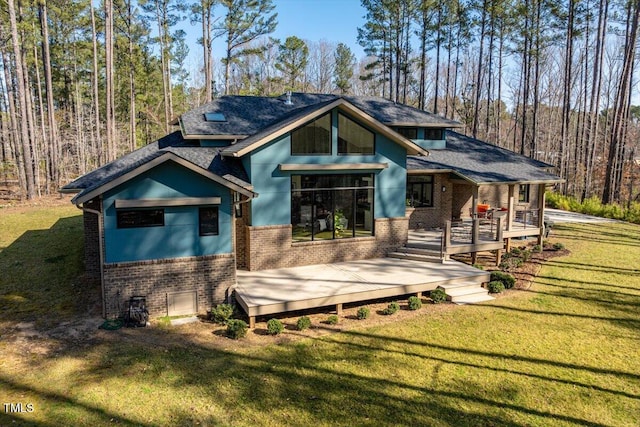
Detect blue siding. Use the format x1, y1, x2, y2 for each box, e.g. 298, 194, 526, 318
247, 108, 408, 226
103, 161, 232, 263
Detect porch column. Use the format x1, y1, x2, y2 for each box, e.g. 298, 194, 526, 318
537, 183, 546, 246
506, 184, 516, 252
471, 186, 479, 219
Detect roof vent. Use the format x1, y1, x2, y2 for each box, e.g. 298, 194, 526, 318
285, 91, 293, 106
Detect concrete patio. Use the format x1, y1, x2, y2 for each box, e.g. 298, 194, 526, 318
234, 257, 490, 327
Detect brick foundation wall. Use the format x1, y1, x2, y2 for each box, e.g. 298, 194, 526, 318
245, 217, 408, 271
102, 254, 236, 318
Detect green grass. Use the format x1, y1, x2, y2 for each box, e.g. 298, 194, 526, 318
0, 205, 87, 325
1, 206, 640, 426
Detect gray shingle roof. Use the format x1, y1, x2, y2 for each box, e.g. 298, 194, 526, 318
343, 96, 462, 127
62, 131, 252, 202
179, 93, 461, 137
407, 131, 563, 184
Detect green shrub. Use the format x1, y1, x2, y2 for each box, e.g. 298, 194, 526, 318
500, 256, 523, 271
472, 263, 484, 270
382, 301, 400, 315
408, 296, 422, 310
520, 249, 532, 262
266, 318, 284, 335
546, 191, 640, 225
532, 244, 542, 252
490, 271, 516, 289
510, 247, 522, 256
487, 281, 505, 294
430, 288, 447, 304
226, 319, 248, 339
356, 307, 370, 320
210, 303, 234, 325
553, 242, 565, 250
296, 316, 311, 331
327, 315, 339, 325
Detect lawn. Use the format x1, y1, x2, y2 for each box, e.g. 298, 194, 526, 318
1, 205, 639, 426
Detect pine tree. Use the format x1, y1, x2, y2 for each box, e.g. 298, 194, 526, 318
216, 0, 277, 95
334, 43, 355, 94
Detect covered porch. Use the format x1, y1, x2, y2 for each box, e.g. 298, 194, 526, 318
234, 257, 490, 328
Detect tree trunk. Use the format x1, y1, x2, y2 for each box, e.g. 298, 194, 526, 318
40, 0, 60, 190
7, 0, 36, 199
90, 2, 103, 165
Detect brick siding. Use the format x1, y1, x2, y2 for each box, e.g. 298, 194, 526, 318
102, 254, 236, 318
407, 174, 453, 229
244, 217, 408, 271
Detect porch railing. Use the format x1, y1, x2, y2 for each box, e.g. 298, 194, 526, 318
513, 208, 540, 228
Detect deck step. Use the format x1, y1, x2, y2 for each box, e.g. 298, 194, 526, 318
440, 282, 489, 294
388, 251, 444, 264
397, 246, 442, 256
451, 293, 496, 305
442, 282, 495, 304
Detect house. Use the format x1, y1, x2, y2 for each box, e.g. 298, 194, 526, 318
62, 93, 562, 320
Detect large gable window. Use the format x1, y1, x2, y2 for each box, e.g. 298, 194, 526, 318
291, 113, 331, 155
291, 174, 374, 242
117, 209, 164, 228
338, 113, 374, 155
406, 175, 434, 207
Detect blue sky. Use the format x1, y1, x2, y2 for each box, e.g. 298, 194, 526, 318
184, 0, 367, 72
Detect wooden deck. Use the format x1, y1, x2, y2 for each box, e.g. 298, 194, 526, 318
235, 257, 490, 327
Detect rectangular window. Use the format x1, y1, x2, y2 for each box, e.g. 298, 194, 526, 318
406, 175, 434, 207
199, 207, 219, 236
338, 113, 375, 155
518, 184, 530, 203
424, 128, 444, 140
291, 113, 331, 155
291, 174, 374, 242
396, 127, 418, 139
117, 209, 164, 228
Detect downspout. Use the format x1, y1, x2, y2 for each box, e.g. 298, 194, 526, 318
227, 192, 255, 304
76, 198, 106, 317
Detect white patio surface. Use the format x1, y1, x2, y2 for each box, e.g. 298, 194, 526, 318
234, 257, 489, 326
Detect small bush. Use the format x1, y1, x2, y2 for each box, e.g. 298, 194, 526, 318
210, 303, 234, 325
266, 318, 284, 335
490, 271, 516, 289
357, 307, 370, 320
408, 296, 423, 310
532, 244, 542, 252
487, 281, 505, 294
382, 301, 400, 315
430, 288, 447, 304
296, 316, 311, 331
553, 242, 565, 250
510, 247, 522, 256
500, 256, 523, 271
326, 314, 339, 325
472, 263, 484, 270
226, 319, 248, 339
520, 249, 532, 262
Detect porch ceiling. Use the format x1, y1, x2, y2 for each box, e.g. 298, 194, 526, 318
234, 258, 489, 318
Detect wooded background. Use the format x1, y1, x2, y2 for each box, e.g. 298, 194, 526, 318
1, 0, 639, 205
